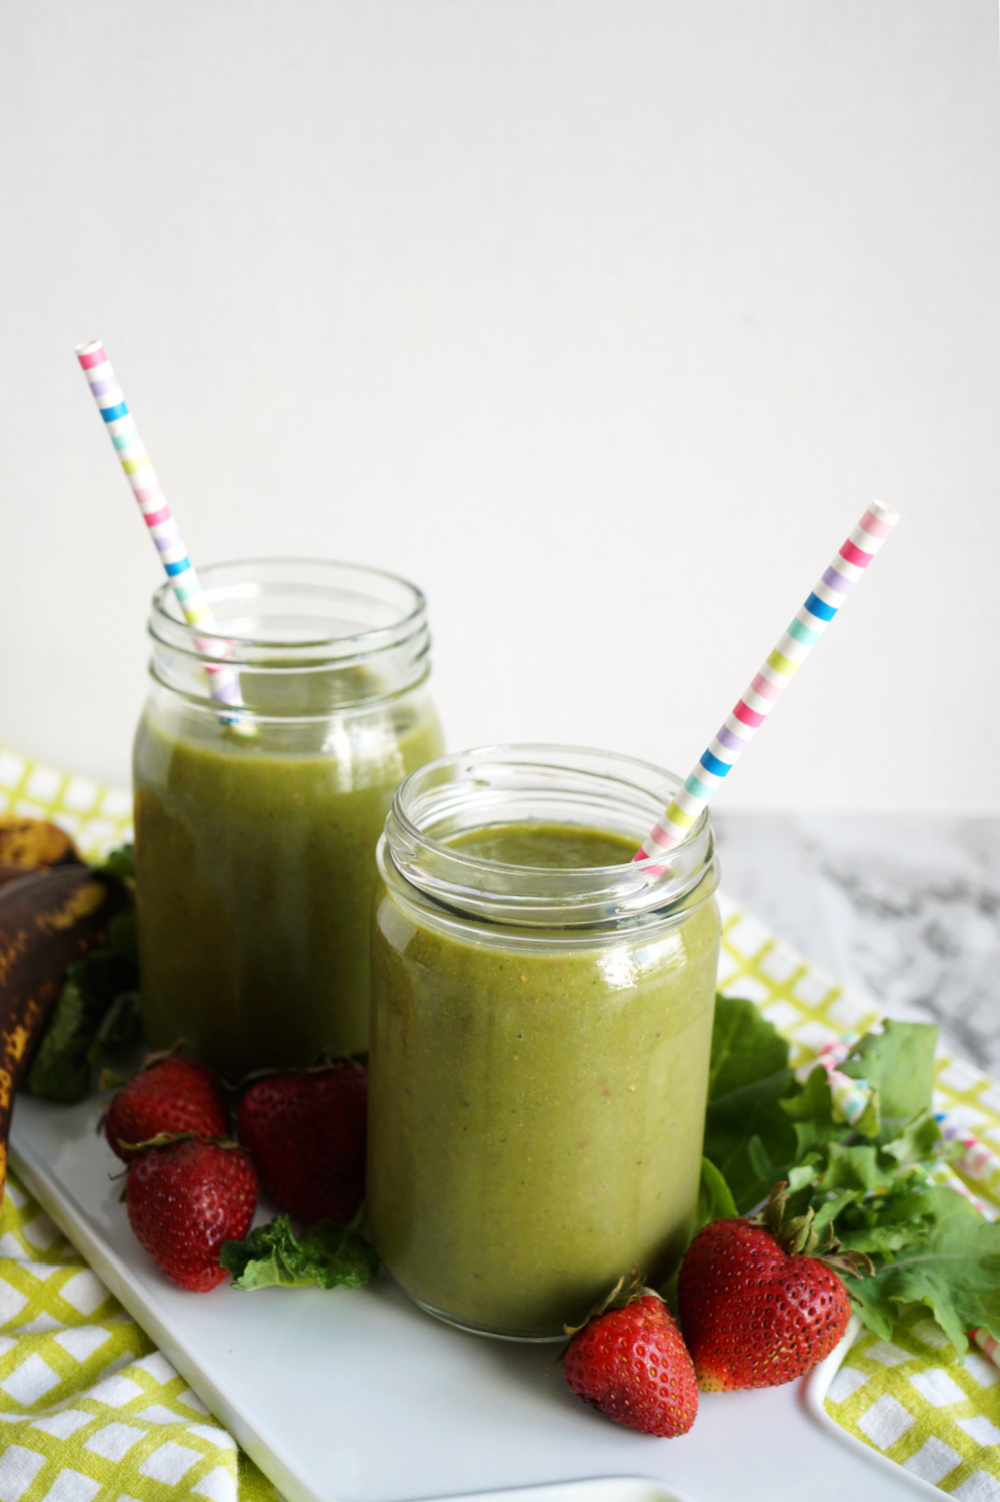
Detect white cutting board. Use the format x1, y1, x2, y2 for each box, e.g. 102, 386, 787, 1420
10, 1094, 925, 1502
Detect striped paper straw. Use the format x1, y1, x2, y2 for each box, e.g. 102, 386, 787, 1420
935, 1113, 1000, 1184
813, 1038, 874, 1126
636, 500, 899, 862
75, 340, 247, 725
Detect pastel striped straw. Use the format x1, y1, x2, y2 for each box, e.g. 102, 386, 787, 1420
75, 340, 248, 726
636, 500, 899, 863
936, 1114, 1000, 1183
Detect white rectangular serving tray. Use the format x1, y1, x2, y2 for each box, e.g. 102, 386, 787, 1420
10, 1094, 924, 1502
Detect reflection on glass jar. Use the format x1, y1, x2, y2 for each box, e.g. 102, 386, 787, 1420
133, 559, 443, 1076
368, 745, 720, 1341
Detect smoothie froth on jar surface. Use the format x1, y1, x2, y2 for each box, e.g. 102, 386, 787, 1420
133, 559, 443, 1076
367, 747, 720, 1341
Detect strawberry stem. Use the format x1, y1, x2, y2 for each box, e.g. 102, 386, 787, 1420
746, 1181, 874, 1279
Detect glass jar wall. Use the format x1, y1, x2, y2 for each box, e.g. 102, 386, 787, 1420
367, 745, 720, 1340
133, 559, 443, 1076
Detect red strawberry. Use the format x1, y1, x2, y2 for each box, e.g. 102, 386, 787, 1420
105, 1058, 229, 1161
677, 1202, 854, 1391
126, 1139, 258, 1292
236, 1060, 367, 1224
564, 1292, 699, 1437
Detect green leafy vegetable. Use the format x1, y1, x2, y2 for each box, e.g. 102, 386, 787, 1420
220, 1214, 379, 1291
703, 997, 807, 1211
28, 901, 140, 1103
695, 1156, 738, 1234
93, 990, 143, 1055
881, 1109, 946, 1170
704, 1066, 800, 1213
91, 844, 135, 882
813, 1141, 884, 1193
839, 1019, 938, 1143
662, 1157, 737, 1308
842, 1186, 1000, 1352
701, 993, 999, 1353
781, 1066, 844, 1156
829, 1177, 944, 1256
708, 995, 790, 1102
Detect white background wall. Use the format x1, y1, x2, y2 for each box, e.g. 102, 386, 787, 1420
1, 0, 997, 809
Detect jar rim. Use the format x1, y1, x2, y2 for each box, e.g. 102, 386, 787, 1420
148, 557, 428, 667
381, 743, 717, 930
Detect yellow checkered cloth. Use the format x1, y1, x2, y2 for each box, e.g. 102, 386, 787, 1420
3, 742, 1000, 1497
0, 748, 132, 859
826, 1309, 1000, 1493
0, 1173, 279, 1502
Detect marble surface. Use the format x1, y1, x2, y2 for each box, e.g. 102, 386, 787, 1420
713, 815, 1000, 1075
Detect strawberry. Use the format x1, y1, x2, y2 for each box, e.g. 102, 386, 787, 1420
236, 1060, 367, 1224
105, 1057, 229, 1161
126, 1138, 258, 1292
677, 1190, 857, 1391
564, 1291, 698, 1437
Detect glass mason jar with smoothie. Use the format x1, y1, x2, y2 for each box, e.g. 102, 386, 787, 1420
133, 559, 443, 1076
367, 745, 720, 1341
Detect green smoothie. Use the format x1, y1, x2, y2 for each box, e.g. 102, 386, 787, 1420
368, 821, 719, 1339
134, 678, 443, 1075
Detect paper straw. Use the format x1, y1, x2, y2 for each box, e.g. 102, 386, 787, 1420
935, 1113, 1000, 1184
635, 500, 899, 862
75, 340, 248, 726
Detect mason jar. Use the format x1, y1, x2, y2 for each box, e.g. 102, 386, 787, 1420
133, 559, 443, 1076
367, 745, 720, 1341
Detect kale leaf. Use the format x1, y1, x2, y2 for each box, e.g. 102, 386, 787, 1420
220, 1214, 379, 1291
28, 852, 141, 1102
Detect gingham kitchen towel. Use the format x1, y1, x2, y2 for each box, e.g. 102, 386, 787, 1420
0, 1170, 279, 1502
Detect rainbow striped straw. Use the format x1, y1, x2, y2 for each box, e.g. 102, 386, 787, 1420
636, 500, 899, 863
75, 340, 249, 726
